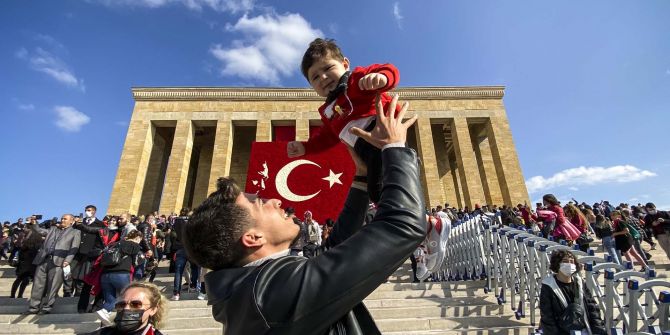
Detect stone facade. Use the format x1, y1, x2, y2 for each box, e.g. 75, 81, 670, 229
107, 87, 529, 215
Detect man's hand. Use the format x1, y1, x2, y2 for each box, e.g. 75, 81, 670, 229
62, 261, 69, 267
350, 94, 417, 149
358, 73, 388, 91
287, 141, 306, 158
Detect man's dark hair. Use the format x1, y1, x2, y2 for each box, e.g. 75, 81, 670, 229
85, 205, 97, 211
183, 177, 254, 270
179, 207, 190, 217
645, 202, 656, 209
301, 38, 345, 80
549, 249, 582, 273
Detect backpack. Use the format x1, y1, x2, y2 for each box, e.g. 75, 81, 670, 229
622, 219, 641, 240
307, 224, 319, 243
100, 242, 126, 268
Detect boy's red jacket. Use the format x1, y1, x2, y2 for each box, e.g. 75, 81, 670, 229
303, 63, 400, 153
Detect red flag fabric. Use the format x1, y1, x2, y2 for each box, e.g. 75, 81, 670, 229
245, 142, 355, 223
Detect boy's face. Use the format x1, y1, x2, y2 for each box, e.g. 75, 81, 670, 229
307, 55, 350, 97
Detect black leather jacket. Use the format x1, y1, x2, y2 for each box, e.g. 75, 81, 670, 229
205, 147, 426, 335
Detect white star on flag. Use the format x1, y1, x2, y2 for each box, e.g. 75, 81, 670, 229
322, 169, 343, 188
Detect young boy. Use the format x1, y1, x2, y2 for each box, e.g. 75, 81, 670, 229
287, 38, 401, 203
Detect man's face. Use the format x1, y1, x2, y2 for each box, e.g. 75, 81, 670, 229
307, 55, 350, 97
60, 215, 74, 228
235, 193, 299, 247
85, 208, 96, 217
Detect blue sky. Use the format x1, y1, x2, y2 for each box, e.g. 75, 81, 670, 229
1, 0, 669, 221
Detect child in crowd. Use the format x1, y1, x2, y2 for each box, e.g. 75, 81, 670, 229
287, 38, 407, 203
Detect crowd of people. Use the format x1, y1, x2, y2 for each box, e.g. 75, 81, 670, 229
1, 196, 668, 332
0, 205, 206, 334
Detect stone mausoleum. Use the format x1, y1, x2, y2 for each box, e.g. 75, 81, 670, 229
107, 86, 529, 216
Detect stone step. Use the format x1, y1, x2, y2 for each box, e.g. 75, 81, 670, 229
366, 288, 482, 300
364, 296, 505, 308
0, 316, 222, 334
384, 327, 535, 335
376, 315, 531, 333
0, 296, 208, 314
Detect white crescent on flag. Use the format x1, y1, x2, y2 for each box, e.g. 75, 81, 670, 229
275, 159, 322, 202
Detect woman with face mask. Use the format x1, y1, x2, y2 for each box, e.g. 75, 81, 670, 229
84, 281, 167, 335
539, 250, 606, 335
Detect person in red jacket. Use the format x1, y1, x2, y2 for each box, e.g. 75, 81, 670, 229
287, 38, 408, 203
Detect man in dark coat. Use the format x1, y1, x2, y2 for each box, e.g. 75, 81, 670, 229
182, 96, 425, 334
69, 205, 105, 313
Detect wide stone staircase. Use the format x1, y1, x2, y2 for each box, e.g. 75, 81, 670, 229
0, 241, 667, 334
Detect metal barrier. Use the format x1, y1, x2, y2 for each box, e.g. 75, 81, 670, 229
442, 215, 670, 335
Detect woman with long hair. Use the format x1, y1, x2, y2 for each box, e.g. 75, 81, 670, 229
593, 215, 622, 265
10, 228, 43, 298
611, 211, 647, 271
565, 204, 591, 252
85, 281, 167, 335
543, 194, 580, 243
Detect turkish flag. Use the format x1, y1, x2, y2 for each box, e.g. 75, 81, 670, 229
245, 142, 355, 223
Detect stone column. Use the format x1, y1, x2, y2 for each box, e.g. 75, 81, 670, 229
207, 120, 234, 196
414, 118, 445, 207
450, 117, 485, 209
256, 115, 272, 142
191, 145, 213, 208
159, 120, 194, 214
432, 124, 458, 208
108, 120, 154, 215
486, 116, 530, 206
295, 118, 310, 141
473, 135, 504, 206
446, 152, 464, 209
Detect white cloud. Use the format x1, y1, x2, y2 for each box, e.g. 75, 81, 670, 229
16, 47, 85, 91
91, 0, 254, 13
526, 165, 657, 194
54, 106, 90, 132
210, 13, 322, 84
568, 187, 579, 191
18, 103, 35, 111
393, 2, 404, 29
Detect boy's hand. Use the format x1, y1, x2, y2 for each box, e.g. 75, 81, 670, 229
287, 141, 306, 158
358, 73, 388, 91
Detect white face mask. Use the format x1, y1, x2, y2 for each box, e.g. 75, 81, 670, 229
559, 263, 577, 276
85, 211, 94, 218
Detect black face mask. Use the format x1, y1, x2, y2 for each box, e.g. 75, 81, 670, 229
114, 309, 146, 332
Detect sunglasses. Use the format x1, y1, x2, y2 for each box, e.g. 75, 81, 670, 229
114, 300, 150, 311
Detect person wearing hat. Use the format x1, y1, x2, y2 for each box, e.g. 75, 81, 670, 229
644, 203, 670, 260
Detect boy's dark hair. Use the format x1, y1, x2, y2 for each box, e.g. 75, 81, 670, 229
301, 38, 345, 80
183, 177, 254, 270
549, 249, 582, 273
125, 229, 144, 240
85, 205, 97, 211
